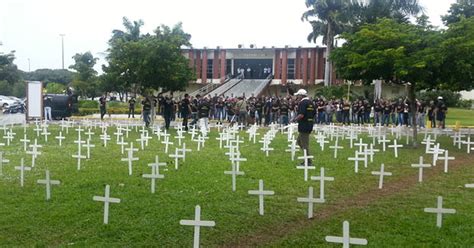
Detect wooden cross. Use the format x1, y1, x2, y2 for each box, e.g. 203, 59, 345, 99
37, 170, 60, 200
92, 185, 121, 224
248, 180, 275, 215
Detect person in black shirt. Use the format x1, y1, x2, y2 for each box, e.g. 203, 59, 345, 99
142, 96, 152, 127
255, 97, 264, 126
43, 96, 53, 121
198, 96, 211, 135
279, 99, 290, 125
264, 97, 272, 126
181, 94, 192, 131
162, 96, 174, 130
293, 89, 315, 165
99, 94, 107, 121
128, 97, 136, 118
436, 96, 447, 129
428, 101, 436, 128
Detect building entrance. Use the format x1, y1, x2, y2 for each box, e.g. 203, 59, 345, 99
233, 59, 273, 79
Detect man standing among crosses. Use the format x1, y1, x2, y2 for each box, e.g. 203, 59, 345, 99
293, 89, 316, 166
142, 95, 153, 128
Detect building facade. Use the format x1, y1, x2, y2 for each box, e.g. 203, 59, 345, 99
183, 47, 336, 85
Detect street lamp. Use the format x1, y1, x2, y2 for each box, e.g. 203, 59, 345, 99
59, 34, 65, 69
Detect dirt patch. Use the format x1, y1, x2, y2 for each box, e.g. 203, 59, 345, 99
221, 153, 472, 247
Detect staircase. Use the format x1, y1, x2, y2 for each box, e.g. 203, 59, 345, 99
223, 77, 272, 98
208, 78, 243, 97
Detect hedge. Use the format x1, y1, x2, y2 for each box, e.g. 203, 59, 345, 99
74, 107, 143, 116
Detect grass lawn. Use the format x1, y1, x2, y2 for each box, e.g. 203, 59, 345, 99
446, 108, 474, 127
0, 124, 473, 247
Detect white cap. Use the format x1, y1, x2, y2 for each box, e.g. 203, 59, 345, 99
437, 96, 443, 100
295, 89, 308, 96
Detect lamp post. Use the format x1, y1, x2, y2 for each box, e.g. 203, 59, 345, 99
59, 34, 65, 69
28, 58, 30, 72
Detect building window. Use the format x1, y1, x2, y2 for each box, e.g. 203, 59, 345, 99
207, 59, 213, 79
288, 59, 295, 80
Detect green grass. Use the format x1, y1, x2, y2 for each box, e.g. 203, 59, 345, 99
0, 125, 473, 247
446, 108, 474, 127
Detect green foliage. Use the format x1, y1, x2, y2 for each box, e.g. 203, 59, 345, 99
22, 69, 74, 85
331, 18, 442, 90
418, 90, 462, 107
314, 85, 346, 99
0, 51, 21, 84
442, 0, 474, 25
104, 17, 194, 95
69, 52, 99, 98
438, 17, 474, 92
78, 100, 99, 108
45, 82, 66, 94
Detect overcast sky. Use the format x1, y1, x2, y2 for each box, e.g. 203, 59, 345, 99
0, 0, 456, 73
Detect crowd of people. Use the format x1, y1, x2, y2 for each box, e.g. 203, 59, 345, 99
146, 92, 448, 130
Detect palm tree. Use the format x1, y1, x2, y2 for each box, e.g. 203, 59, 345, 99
302, 0, 355, 86
356, 0, 423, 24
302, 0, 423, 87
110, 17, 144, 44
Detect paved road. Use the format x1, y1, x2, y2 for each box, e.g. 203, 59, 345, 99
0, 113, 26, 125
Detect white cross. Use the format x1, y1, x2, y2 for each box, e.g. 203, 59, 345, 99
297, 186, 325, 219
113, 129, 123, 143
329, 137, 344, 159
37, 170, 61, 200
169, 148, 184, 170
194, 135, 206, 151
411, 156, 432, 182
41, 127, 51, 142
465, 183, 474, 188
216, 132, 226, 149
174, 133, 185, 146
15, 158, 31, 187
142, 162, 164, 193
462, 135, 474, 154
83, 139, 95, 159
297, 149, 315, 181
122, 147, 139, 176
348, 151, 365, 173
345, 132, 357, 148
100, 133, 111, 147
248, 179, 275, 215
178, 143, 192, 162
224, 163, 245, 192
34, 125, 42, 137
354, 138, 367, 153
428, 143, 445, 166
388, 139, 403, 158
161, 136, 173, 154
179, 205, 216, 248
55, 131, 65, 146
318, 135, 329, 151
371, 164, 392, 189
75, 126, 84, 139
285, 139, 300, 161
229, 152, 247, 171
20, 133, 30, 151
72, 144, 86, 170
378, 135, 390, 152
424, 196, 456, 228
3, 131, 14, 146
438, 150, 455, 173
325, 221, 368, 247
0, 152, 9, 175
421, 135, 435, 153
85, 128, 95, 140
136, 134, 147, 150
310, 167, 334, 200
92, 185, 121, 224
27, 140, 42, 168
260, 140, 274, 157
117, 136, 128, 155
365, 144, 379, 163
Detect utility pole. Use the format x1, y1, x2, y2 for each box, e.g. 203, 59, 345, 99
28, 58, 31, 72
60, 34, 65, 69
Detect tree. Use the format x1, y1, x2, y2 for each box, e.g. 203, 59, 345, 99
69, 52, 99, 98
442, 0, 474, 25
22, 69, 75, 85
302, 0, 355, 86
438, 16, 474, 91
354, 0, 423, 25
331, 18, 442, 146
104, 18, 194, 95
0, 51, 21, 85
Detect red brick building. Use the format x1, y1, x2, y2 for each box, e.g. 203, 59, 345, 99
183, 46, 336, 85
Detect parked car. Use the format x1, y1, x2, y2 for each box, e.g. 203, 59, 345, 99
45, 94, 78, 119
0, 95, 19, 107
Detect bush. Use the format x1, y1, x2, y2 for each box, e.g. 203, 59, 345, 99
418, 90, 462, 107
314, 85, 346, 100
74, 107, 142, 116
457, 99, 473, 109
78, 100, 99, 108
